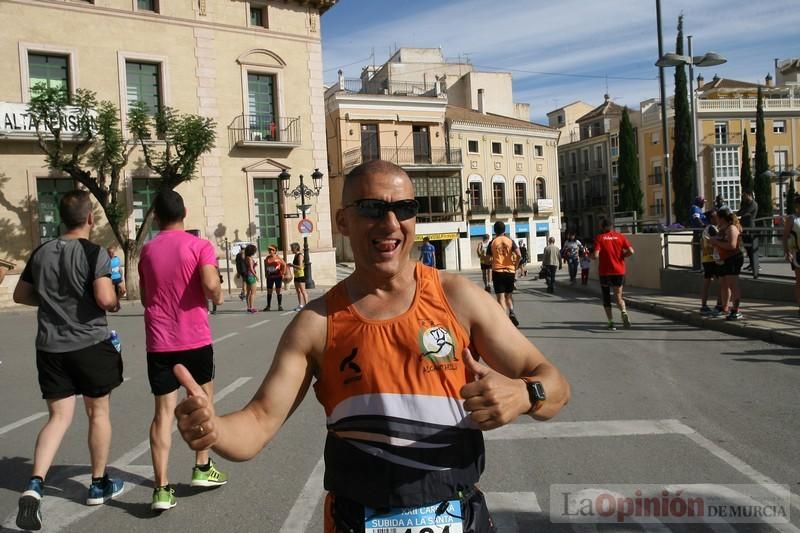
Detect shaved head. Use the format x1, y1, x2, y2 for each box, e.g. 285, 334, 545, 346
342, 160, 411, 203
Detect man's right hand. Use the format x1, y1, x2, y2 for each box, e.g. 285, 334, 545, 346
174, 364, 218, 451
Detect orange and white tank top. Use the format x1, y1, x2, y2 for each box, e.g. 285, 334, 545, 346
314, 263, 485, 509
490, 235, 516, 273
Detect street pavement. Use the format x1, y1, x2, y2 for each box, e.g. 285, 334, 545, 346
0, 265, 798, 532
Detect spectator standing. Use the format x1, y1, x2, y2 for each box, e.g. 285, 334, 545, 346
561, 233, 583, 283
244, 245, 258, 313
12, 190, 124, 531
737, 190, 759, 277
689, 196, 708, 271
235, 247, 247, 301
782, 194, 800, 316
699, 210, 723, 316
710, 208, 744, 321
107, 245, 126, 299
592, 219, 635, 330
542, 237, 562, 293
580, 250, 591, 285
516, 240, 529, 278
138, 190, 227, 512
488, 221, 520, 326
262, 245, 286, 311
476, 234, 492, 292
419, 236, 436, 268
290, 242, 308, 312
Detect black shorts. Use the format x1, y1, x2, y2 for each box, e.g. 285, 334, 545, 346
294, 276, 306, 284
599, 275, 625, 287
267, 277, 283, 290
702, 262, 721, 279
37, 339, 123, 400
719, 253, 744, 277
480, 263, 491, 271
147, 344, 214, 396
492, 271, 516, 294
792, 252, 800, 271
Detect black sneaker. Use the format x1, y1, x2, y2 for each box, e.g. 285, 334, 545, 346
262, 306, 270, 312
607, 321, 617, 331
726, 311, 743, 321
17, 478, 43, 531
509, 312, 519, 327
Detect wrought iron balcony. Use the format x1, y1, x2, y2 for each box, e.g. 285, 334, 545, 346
343, 147, 462, 169
514, 203, 534, 214
228, 114, 301, 147
468, 205, 490, 217
493, 203, 513, 215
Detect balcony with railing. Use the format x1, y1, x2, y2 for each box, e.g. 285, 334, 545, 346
647, 173, 663, 186
467, 203, 490, 217
493, 202, 513, 216
343, 146, 462, 169
697, 97, 800, 113
338, 78, 439, 97
228, 115, 301, 147
514, 202, 534, 215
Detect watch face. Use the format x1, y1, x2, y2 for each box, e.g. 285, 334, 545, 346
529, 381, 546, 401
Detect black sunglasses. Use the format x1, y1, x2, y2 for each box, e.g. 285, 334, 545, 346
343, 198, 419, 221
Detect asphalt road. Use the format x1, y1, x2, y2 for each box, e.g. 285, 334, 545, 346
0, 268, 798, 532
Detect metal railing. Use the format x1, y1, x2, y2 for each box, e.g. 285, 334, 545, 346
228, 114, 301, 146
697, 97, 800, 113
343, 147, 462, 168
493, 203, 513, 215
663, 226, 795, 280
339, 78, 439, 97
468, 205, 490, 216
515, 203, 534, 214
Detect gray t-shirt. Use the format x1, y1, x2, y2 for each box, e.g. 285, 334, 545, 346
21, 238, 111, 353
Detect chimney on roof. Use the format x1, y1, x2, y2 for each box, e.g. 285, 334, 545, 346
712, 74, 720, 84
604, 93, 610, 103
696, 74, 704, 87
765, 73, 773, 87
338, 69, 345, 90
478, 88, 485, 114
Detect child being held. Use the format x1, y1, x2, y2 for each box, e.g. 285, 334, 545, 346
580, 250, 591, 285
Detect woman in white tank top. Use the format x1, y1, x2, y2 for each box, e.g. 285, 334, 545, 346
783, 194, 800, 315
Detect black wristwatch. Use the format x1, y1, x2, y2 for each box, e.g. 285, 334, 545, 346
522, 378, 546, 413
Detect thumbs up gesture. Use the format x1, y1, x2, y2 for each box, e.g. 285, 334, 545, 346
174, 364, 217, 451
460, 348, 529, 430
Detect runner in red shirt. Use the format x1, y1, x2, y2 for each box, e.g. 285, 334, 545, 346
592, 219, 635, 330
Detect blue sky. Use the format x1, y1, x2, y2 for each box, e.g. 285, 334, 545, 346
321, 0, 800, 124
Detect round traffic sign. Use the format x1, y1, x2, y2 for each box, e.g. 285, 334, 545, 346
298, 219, 314, 234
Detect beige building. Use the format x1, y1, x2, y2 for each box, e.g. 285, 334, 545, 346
0, 0, 337, 305
638, 60, 800, 222
325, 48, 560, 269
554, 95, 633, 239
547, 101, 594, 146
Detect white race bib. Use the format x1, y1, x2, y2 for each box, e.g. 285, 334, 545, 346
364, 500, 463, 533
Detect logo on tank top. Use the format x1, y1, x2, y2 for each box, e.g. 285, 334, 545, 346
339, 347, 362, 384
418, 325, 458, 372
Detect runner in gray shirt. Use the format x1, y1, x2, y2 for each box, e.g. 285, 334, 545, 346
13, 190, 124, 531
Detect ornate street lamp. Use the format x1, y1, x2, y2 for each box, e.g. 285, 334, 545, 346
280, 168, 324, 289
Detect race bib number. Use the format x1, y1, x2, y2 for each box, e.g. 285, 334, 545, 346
364, 500, 463, 533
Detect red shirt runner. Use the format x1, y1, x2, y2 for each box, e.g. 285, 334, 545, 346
594, 230, 632, 276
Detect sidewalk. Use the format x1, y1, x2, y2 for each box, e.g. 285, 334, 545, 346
551, 274, 800, 349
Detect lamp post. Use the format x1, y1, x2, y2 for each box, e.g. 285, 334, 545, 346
656, 43, 726, 200
280, 168, 323, 289
763, 168, 800, 216
655, 0, 672, 226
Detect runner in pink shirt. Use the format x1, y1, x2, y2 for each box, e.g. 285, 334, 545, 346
138, 190, 228, 512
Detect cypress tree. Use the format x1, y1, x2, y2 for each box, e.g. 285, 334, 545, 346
740, 131, 752, 192
753, 86, 772, 216
671, 15, 694, 225
786, 174, 797, 213
618, 107, 643, 216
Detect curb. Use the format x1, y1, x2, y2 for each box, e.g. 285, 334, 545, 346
555, 280, 800, 349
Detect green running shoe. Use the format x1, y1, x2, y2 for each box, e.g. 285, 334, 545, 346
191, 459, 228, 488
151, 486, 176, 511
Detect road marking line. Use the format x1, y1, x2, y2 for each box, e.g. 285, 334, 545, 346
111, 377, 252, 468
280, 311, 294, 316
247, 319, 270, 328
213, 332, 239, 344
0, 412, 47, 436
484, 492, 541, 533
682, 428, 800, 516
280, 456, 325, 533
484, 418, 693, 440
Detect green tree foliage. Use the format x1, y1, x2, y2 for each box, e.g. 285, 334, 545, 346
618, 107, 643, 217
670, 15, 694, 225
786, 174, 797, 213
753, 86, 772, 217
740, 131, 752, 192
27, 86, 216, 296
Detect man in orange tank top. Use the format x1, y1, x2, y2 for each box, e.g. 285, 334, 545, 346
487, 220, 519, 326
172, 160, 571, 532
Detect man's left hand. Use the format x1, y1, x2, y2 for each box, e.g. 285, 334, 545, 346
460, 348, 530, 430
